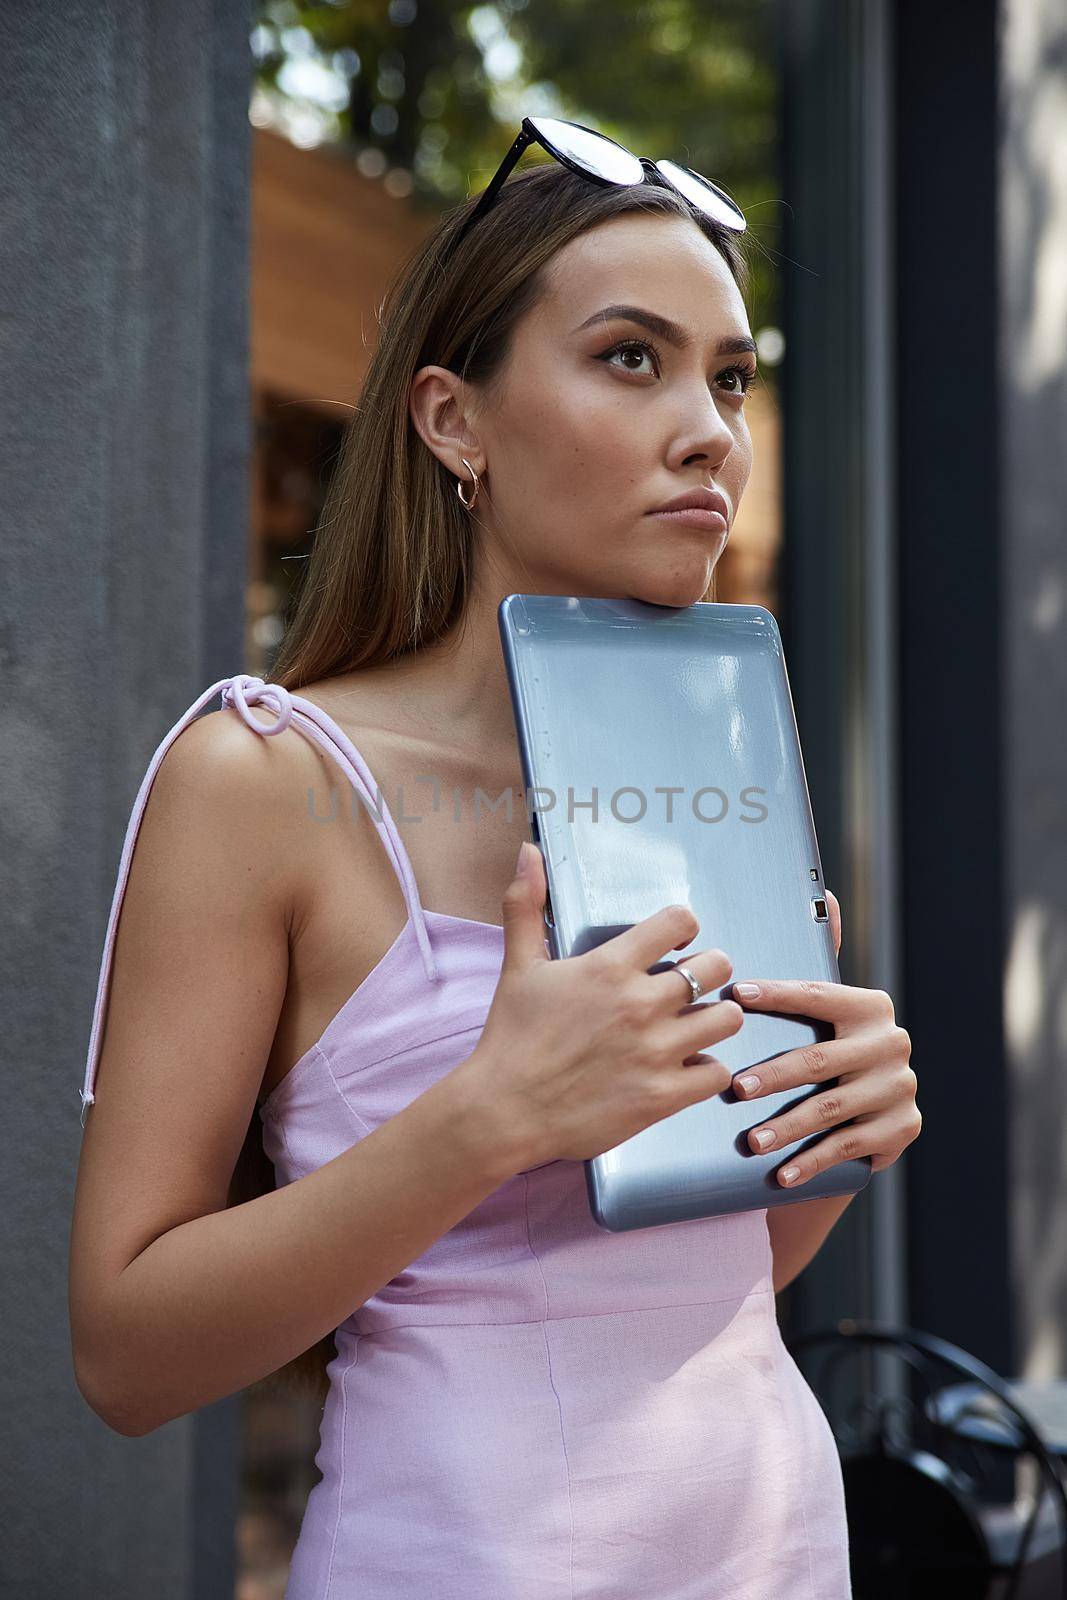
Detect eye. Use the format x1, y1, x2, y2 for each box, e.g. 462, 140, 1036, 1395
599, 336, 662, 377
716, 362, 757, 398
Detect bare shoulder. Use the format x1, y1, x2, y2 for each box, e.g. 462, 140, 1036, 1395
163, 696, 310, 794
165, 684, 394, 932
150, 700, 318, 884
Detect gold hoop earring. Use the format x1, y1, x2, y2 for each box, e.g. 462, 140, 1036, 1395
457, 457, 481, 511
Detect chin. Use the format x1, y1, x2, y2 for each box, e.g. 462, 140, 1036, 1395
624, 568, 716, 610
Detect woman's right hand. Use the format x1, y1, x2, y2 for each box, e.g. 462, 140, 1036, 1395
460, 841, 744, 1170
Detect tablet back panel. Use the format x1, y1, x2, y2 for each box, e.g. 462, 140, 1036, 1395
498, 594, 872, 1231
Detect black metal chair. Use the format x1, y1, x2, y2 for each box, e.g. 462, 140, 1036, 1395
786, 1319, 1067, 1599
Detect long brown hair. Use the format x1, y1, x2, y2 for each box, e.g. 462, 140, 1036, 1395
235, 158, 753, 1405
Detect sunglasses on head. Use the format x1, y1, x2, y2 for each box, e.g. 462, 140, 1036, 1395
450, 115, 747, 255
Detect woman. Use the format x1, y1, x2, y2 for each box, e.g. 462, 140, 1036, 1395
70, 122, 921, 1597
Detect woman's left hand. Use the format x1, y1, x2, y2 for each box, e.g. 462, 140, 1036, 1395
728, 889, 922, 1187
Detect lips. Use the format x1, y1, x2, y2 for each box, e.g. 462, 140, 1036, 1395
647, 486, 731, 522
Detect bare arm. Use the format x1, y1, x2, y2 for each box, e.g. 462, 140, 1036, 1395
69, 710, 519, 1437
767, 1191, 858, 1294
78, 1066, 515, 1436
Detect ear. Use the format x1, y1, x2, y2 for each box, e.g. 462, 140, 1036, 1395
408, 364, 485, 480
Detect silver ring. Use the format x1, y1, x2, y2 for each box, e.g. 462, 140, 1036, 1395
671, 961, 704, 1004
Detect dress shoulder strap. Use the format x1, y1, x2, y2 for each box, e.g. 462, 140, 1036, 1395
78, 674, 438, 1129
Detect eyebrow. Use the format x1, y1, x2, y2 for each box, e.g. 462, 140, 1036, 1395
573, 303, 757, 359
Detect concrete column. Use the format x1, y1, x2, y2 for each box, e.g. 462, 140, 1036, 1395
1000, 0, 1067, 1382
776, 0, 903, 1346
0, 4, 251, 1594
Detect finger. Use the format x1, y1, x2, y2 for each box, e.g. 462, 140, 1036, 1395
775, 1123, 875, 1188
648, 948, 735, 1010
824, 888, 842, 957
728, 977, 893, 1028
745, 1074, 884, 1154
670, 1051, 735, 1107
499, 841, 551, 971
732, 1028, 888, 1100
671, 994, 747, 1056
605, 903, 702, 971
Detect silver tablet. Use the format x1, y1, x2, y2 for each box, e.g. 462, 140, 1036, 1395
498, 593, 872, 1232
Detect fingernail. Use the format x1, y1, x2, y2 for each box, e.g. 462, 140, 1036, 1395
780, 1165, 800, 1184
737, 1074, 761, 1094
515, 841, 529, 876
751, 1129, 775, 1150
734, 983, 761, 999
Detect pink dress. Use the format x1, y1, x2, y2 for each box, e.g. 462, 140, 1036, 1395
80, 674, 853, 1599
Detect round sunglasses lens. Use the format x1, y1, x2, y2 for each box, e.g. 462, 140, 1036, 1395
655, 159, 747, 232
529, 117, 644, 185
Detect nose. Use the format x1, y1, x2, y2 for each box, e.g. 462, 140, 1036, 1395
668, 386, 737, 475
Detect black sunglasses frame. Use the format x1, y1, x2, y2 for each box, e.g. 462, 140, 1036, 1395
450, 116, 747, 255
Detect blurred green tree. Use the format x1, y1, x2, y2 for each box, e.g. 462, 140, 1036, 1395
252, 0, 781, 329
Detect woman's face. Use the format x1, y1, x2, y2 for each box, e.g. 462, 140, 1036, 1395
419, 210, 756, 609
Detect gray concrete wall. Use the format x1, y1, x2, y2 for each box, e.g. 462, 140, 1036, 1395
1000, 0, 1067, 1382
0, 4, 251, 1593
